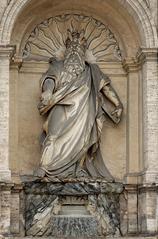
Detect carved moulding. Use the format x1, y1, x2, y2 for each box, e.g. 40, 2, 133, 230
22, 14, 122, 64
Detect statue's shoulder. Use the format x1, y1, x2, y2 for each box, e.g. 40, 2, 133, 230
48, 58, 64, 74
88, 62, 99, 70
88, 62, 110, 84
40, 59, 64, 88
88, 62, 104, 75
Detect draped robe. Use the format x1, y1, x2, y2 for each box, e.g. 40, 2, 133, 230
39, 60, 114, 180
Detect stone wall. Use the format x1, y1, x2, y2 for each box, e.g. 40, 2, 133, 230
0, 181, 158, 238
0, 0, 157, 238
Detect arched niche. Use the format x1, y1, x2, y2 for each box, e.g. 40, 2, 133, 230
10, 0, 141, 57
8, 0, 144, 183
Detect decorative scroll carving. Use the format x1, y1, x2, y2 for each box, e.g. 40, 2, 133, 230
23, 14, 122, 63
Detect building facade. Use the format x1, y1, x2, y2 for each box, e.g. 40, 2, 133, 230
0, 0, 158, 238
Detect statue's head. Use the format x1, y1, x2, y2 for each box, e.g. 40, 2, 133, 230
64, 29, 87, 75
65, 29, 87, 56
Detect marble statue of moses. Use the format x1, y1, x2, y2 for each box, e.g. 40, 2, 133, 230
36, 30, 123, 181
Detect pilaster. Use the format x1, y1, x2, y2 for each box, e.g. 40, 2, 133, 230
137, 47, 158, 184
138, 184, 158, 234
0, 182, 13, 236
136, 47, 158, 235
123, 58, 142, 184
123, 47, 158, 185
125, 185, 138, 234
0, 45, 15, 182
10, 56, 22, 183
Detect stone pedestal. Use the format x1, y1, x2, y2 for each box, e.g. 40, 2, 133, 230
0, 181, 158, 238
0, 182, 13, 236
24, 179, 123, 238
0, 46, 15, 182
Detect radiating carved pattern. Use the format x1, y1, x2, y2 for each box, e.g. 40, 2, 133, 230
23, 14, 122, 63
143, 0, 150, 8
7, 0, 12, 5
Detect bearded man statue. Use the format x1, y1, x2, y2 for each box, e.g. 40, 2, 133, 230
35, 30, 123, 181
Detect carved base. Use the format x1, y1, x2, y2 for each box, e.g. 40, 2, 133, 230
6, 237, 158, 239
24, 179, 123, 237
1, 181, 158, 237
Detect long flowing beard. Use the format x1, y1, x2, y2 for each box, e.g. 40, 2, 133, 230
64, 51, 85, 76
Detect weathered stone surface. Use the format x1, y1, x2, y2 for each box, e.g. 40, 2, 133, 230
48, 216, 98, 237
2, 236, 158, 239
24, 181, 123, 237
24, 179, 123, 195
0, 0, 158, 237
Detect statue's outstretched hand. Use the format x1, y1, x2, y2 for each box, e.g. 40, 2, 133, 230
111, 104, 123, 124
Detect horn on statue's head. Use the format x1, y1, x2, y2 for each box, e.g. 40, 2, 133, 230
67, 29, 73, 41
65, 29, 87, 50
80, 29, 85, 39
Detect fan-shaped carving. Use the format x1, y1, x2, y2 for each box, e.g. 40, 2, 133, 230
22, 14, 122, 63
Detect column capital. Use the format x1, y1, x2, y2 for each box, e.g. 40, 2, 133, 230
136, 47, 158, 64
123, 47, 158, 73
122, 57, 141, 73
0, 44, 16, 59
10, 55, 23, 69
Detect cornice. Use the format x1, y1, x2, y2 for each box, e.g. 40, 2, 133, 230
123, 47, 158, 73
11, 55, 23, 69
0, 44, 16, 58
136, 47, 158, 63
122, 57, 141, 73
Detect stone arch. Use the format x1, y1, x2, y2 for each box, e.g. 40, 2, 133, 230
117, 0, 158, 47
0, 0, 157, 49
